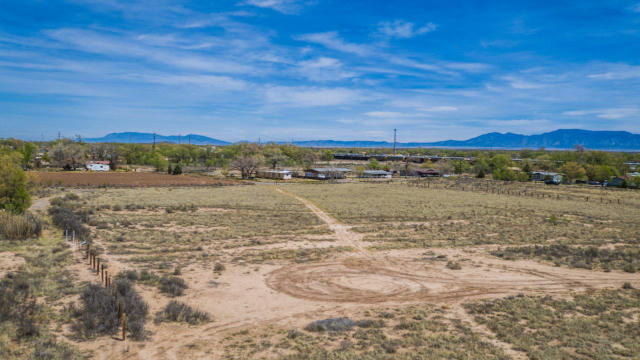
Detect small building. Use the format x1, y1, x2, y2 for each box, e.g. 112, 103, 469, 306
256, 170, 293, 180
532, 171, 562, 183
416, 168, 441, 177
87, 161, 110, 172
362, 170, 392, 178
305, 168, 350, 180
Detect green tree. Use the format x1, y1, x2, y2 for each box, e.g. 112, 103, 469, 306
561, 161, 587, 182
172, 164, 183, 175
367, 159, 381, 170
20, 142, 37, 170
0, 155, 31, 213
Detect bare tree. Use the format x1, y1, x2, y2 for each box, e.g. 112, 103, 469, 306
231, 155, 263, 179
51, 142, 86, 170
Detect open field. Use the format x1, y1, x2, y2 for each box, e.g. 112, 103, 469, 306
3, 180, 639, 359
32, 171, 238, 187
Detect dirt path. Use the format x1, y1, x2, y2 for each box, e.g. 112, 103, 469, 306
274, 187, 370, 254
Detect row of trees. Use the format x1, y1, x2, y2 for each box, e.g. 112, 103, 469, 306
0, 138, 637, 183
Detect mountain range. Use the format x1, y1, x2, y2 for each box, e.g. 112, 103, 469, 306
84, 132, 230, 146
84, 129, 640, 150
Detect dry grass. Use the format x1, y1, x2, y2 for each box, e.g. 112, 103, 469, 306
221, 304, 509, 359
464, 288, 640, 359
285, 182, 640, 249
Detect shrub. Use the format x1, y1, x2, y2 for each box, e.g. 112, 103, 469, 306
622, 282, 633, 289
155, 300, 210, 325
0, 155, 31, 213
0, 212, 43, 240
446, 261, 461, 270
214, 263, 225, 272
159, 276, 187, 297
0, 273, 44, 339
305, 317, 354, 332
75, 279, 148, 340
74, 284, 119, 338
48, 201, 89, 241
29, 336, 80, 359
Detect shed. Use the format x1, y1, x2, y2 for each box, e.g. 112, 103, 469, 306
305, 168, 350, 180
362, 170, 392, 178
256, 170, 293, 180
416, 168, 441, 177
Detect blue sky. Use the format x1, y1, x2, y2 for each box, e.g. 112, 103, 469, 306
1, 0, 639, 142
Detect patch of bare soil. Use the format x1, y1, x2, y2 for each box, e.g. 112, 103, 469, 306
0, 251, 25, 277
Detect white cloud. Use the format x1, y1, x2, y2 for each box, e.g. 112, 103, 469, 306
378, 20, 436, 39
265, 86, 364, 107
294, 31, 372, 56
563, 108, 639, 119
588, 65, 640, 80
243, 0, 302, 14
502, 76, 545, 89
296, 57, 356, 81
46, 28, 256, 74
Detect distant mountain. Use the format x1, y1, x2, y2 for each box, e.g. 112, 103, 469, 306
291, 129, 640, 150
84, 132, 229, 145
424, 129, 640, 150
83, 129, 640, 150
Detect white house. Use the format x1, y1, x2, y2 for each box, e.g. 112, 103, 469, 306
87, 161, 110, 172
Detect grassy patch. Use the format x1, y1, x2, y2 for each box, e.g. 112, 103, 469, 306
492, 244, 640, 272
464, 289, 640, 359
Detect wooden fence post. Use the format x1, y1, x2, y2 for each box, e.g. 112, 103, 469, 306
122, 313, 127, 341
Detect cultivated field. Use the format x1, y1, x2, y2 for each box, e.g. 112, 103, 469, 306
33, 171, 237, 187
9, 180, 640, 359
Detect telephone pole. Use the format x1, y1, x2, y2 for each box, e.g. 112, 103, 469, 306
152, 133, 156, 149
393, 128, 397, 155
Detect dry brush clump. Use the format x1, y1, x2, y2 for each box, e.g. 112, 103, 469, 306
492, 244, 640, 272
0, 212, 43, 240
155, 300, 211, 325
159, 276, 187, 297
48, 195, 90, 241
74, 279, 149, 340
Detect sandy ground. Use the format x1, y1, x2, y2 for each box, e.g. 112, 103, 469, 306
68, 187, 640, 359
0, 251, 25, 278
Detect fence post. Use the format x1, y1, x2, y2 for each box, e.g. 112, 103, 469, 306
65, 229, 68, 244
101, 265, 104, 283
72, 230, 75, 245
96, 258, 100, 274
122, 313, 127, 341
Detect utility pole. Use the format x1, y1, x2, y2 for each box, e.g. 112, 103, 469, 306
57, 131, 61, 140
393, 128, 397, 156
152, 133, 156, 150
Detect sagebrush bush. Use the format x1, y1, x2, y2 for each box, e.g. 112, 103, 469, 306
0, 273, 44, 339
48, 199, 89, 241
305, 318, 355, 332
75, 279, 148, 340
159, 276, 187, 297
0, 212, 43, 240
155, 300, 210, 325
